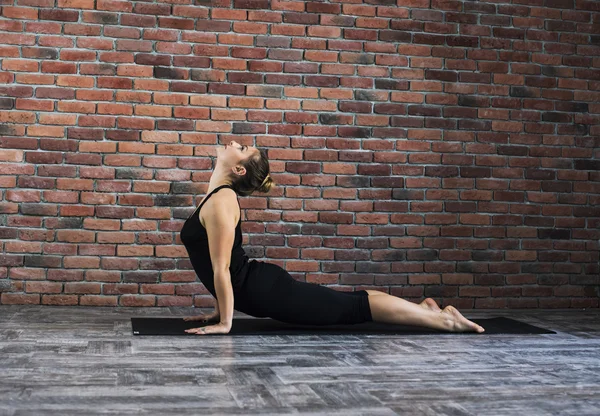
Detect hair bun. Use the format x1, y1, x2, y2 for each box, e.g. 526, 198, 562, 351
258, 175, 274, 193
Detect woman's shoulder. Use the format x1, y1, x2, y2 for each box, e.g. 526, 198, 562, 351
211, 186, 237, 202
200, 187, 239, 225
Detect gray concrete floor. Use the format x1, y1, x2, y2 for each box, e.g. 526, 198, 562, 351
0, 305, 599, 415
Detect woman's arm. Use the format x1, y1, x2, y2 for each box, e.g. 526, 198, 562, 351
203, 193, 237, 329
213, 297, 220, 316
213, 271, 233, 326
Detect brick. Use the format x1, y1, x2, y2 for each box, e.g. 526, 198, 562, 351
233, 0, 269, 9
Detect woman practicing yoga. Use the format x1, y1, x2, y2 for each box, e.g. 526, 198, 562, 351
179, 141, 485, 335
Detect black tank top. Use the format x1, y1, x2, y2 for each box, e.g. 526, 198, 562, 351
179, 184, 250, 296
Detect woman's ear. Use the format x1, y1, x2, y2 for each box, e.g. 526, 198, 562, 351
232, 165, 246, 176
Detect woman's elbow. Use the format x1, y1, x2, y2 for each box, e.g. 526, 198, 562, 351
212, 265, 230, 277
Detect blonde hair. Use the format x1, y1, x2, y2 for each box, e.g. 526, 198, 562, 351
258, 174, 273, 192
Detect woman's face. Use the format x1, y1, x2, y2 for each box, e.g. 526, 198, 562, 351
217, 140, 259, 172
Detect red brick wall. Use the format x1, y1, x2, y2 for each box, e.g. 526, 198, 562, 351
0, 0, 599, 309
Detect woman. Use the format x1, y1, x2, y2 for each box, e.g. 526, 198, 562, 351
179, 141, 485, 335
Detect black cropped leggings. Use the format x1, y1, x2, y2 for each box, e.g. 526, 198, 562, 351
233, 260, 373, 326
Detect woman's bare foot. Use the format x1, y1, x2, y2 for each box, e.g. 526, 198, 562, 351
419, 298, 442, 312
441, 305, 485, 333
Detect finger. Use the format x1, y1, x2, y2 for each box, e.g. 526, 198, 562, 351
185, 327, 204, 334
183, 316, 206, 321
198, 325, 219, 335
185, 326, 209, 335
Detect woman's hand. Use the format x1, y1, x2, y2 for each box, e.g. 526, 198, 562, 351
185, 322, 231, 335
183, 310, 220, 324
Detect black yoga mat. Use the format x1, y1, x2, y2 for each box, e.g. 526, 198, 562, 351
131, 316, 555, 336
